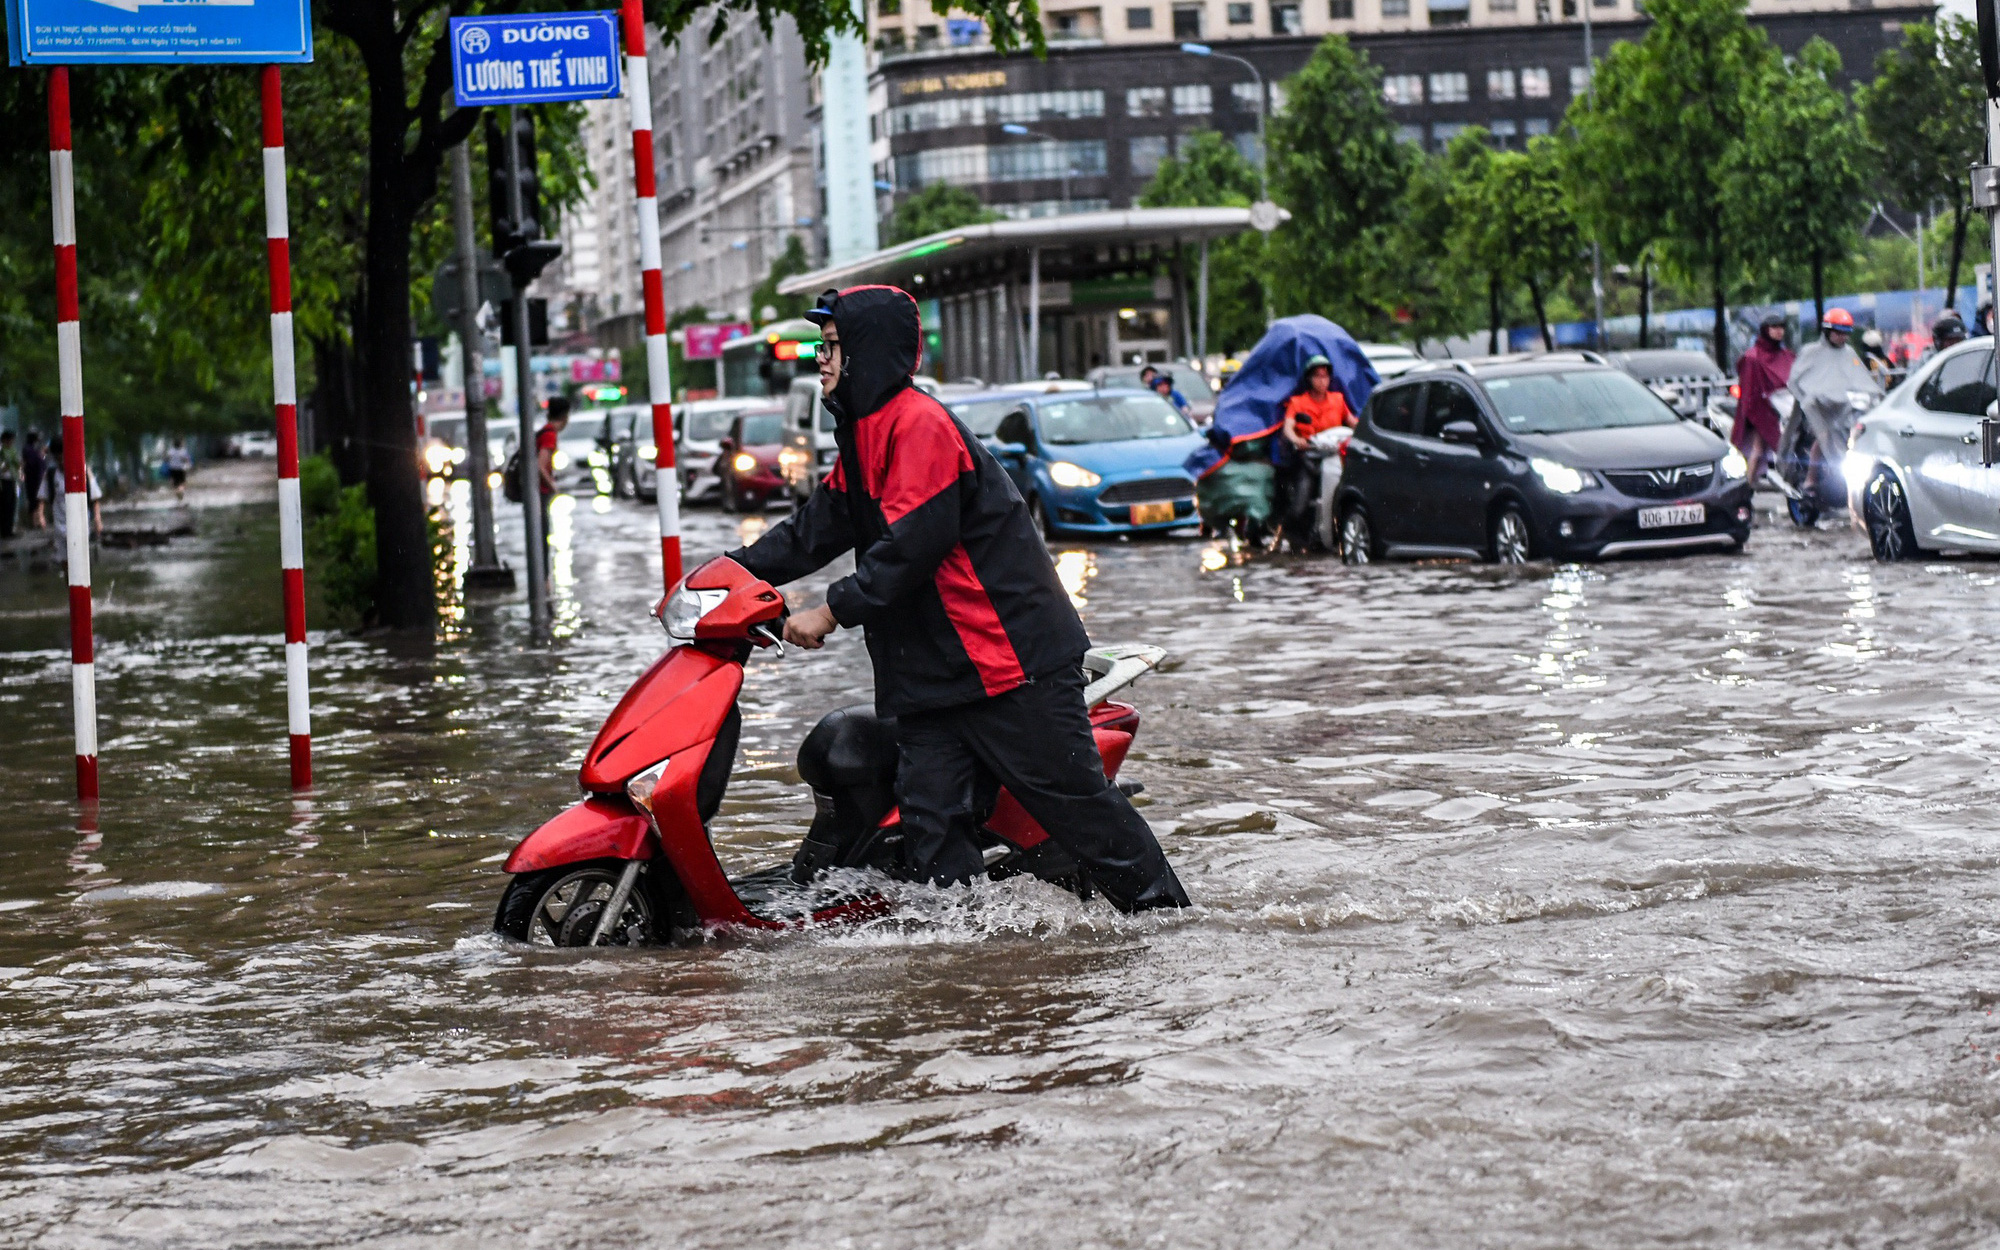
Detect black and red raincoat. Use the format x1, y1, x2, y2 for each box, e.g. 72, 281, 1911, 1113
727, 286, 1089, 717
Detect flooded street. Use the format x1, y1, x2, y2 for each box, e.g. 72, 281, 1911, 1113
6, 476, 2000, 1247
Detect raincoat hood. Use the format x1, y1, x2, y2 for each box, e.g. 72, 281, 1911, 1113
820, 285, 924, 423
1788, 338, 1881, 415
1185, 315, 1379, 479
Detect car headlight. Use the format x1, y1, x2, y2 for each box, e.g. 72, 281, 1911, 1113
626, 758, 669, 813
1721, 447, 1748, 480
777, 447, 806, 468
588, 450, 609, 468
732, 452, 758, 473
423, 445, 450, 473
661, 584, 729, 642
1048, 461, 1101, 489
1530, 457, 1592, 494
551, 450, 571, 471
451, 447, 468, 464
1842, 451, 1875, 494
640, 443, 657, 461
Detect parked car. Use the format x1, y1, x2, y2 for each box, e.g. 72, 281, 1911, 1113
1335, 357, 1754, 564
420, 412, 468, 478
620, 398, 762, 503
1360, 343, 1424, 379
1847, 335, 2000, 561
233, 431, 278, 458
952, 388, 1205, 537
717, 407, 789, 512
1603, 349, 1735, 439
1086, 364, 1216, 422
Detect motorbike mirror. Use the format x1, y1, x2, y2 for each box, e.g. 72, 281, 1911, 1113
994, 441, 1028, 458
1438, 420, 1483, 445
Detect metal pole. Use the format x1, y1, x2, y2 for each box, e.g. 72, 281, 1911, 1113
1028, 246, 1041, 378
1582, 8, 1605, 349
1988, 97, 2000, 356
260, 67, 311, 791
451, 142, 506, 583
48, 67, 96, 803
621, 0, 681, 591
505, 106, 550, 626
1197, 237, 1210, 363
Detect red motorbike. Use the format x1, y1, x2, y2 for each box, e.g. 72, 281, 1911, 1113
493, 556, 1165, 945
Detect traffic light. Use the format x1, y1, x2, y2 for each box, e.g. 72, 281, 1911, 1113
484, 112, 542, 257
497, 299, 550, 347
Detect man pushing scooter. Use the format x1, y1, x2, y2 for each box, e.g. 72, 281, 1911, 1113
725, 286, 1191, 914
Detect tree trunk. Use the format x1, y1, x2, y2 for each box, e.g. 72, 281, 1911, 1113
1487, 274, 1501, 355
1811, 249, 1824, 332
360, 37, 433, 631
1639, 252, 1651, 350
1710, 252, 1729, 373
1947, 196, 1971, 321
1528, 277, 1553, 352
311, 329, 366, 484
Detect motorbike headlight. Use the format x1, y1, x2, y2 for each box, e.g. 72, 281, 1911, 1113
661, 584, 729, 641
626, 758, 669, 813
1531, 457, 1592, 494
1842, 451, 1875, 494
1049, 461, 1101, 489
1721, 447, 1749, 480
640, 443, 657, 461
732, 452, 758, 473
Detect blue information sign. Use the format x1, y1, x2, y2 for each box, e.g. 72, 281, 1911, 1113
448, 12, 621, 107
5, 0, 312, 65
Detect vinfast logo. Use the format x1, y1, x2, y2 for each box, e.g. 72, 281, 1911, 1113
503, 24, 594, 43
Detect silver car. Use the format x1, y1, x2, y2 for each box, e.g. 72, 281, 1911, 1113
1846, 336, 2000, 560
631, 397, 763, 503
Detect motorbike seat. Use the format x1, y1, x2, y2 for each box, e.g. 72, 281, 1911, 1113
797, 704, 899, 792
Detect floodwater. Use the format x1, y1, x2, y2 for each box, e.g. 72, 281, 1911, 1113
5, 470, 2000, 1247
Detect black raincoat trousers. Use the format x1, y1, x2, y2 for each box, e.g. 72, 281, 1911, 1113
727, 285, 1189, 912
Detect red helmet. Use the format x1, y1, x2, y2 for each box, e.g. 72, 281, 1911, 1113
1821, 307, 1855, 332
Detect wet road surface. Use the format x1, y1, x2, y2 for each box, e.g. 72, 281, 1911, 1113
5, 475, 2000, 1246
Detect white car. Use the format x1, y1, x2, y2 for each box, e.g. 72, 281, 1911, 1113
630, 397, 763, 503
234, 431, 278, 458
1359, 342, 1423, 378
1846, 335, 2000, 560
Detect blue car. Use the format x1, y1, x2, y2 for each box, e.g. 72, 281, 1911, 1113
947, 388, 1206, 537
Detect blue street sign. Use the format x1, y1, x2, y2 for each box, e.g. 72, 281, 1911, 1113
4, 0, 312, 64
449, 12, 621, 108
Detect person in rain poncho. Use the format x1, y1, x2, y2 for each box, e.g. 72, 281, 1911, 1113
1733, 313, 1792, 483
1781, 306, 1882, 497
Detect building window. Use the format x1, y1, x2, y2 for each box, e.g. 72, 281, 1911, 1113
889, 90, 1107, 134
879, 0, 900, 12
1524, 117, 1550, 136
1382, 74, 1424, 106
894, 139, 1110, 189
1271, 2, 1302, 32
1520, 67, 1551, 98
1232, 131, 1263, 165
1126, 5, 1154, 28
1232, 81, 1265, 113
1432, 122, 1466, 147
915, 24, 939, 46
1127, 85, 1169, 116
1382, 0, 1410, 14
1130, 135, 1171, 177
1395, 123, 1424, 144
1173, 3, 1204, 36
1486, 69, 1515, 99
1172, 84, 1213, 114
1329, 0, 1355, 15
1569, 65, 1592, 95
1428, 72, 1468, 102
1489, 118, 1517, 147
877, 27, 906, 50
1489, 0, 1516, 9
1229, 1, 1254, 20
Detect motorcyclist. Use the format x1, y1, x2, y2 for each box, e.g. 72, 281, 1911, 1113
1275, 354, 1352, 548
1781, 306, 1882, 515
1733, 313, 1792, 483
1924, 312, 1967, 363
723, 285, 1190, 914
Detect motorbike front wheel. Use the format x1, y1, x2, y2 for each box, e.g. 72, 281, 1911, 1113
495, 859, 655, 947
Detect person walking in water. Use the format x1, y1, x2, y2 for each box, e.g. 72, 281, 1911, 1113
0, 431, 20, 541
1734, 313, 1793, 485
165, 437, 193, 502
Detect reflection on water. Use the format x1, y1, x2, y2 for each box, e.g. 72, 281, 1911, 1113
4, 500, 2000, 1243
549, 493, 580, 639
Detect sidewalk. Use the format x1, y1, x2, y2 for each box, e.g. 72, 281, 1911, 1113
1, 457, 276, 564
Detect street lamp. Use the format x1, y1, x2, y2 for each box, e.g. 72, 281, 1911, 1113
1180, 42, 1266, 200
999, 122, 1074, 211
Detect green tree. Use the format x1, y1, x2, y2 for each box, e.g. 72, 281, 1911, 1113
885, 182, 999, 245
1375, 130, 1490, 351
1858, 18, 1987, 310
1722, 39, 1872, 325
1461, 138, 1586, 351
1566, 0, 1775, 367
1138, 130, 1267, 354
1266, 34, 1415, 337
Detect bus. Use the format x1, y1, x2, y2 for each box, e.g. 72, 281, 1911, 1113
719, 317, 822, 400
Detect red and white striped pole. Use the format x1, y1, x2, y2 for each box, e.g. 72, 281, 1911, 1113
261, 66, 311, 790
49, 68, 97, 803
619, 0, 680, 590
